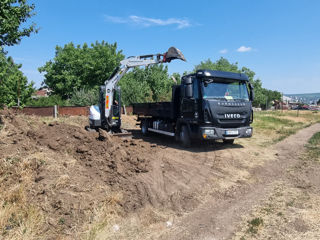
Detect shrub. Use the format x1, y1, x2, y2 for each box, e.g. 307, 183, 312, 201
25, 95, 69, 107
69, 88, 99, 106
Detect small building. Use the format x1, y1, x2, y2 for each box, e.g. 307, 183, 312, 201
32, 87, 52, 99
282, 95, 292, 105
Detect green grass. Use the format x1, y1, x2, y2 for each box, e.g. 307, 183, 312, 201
308, 132, 320, 145
247, 217, 263, 234
305, 132, 320, 161
252, 113, 303, 142
261, 110, 320, 122
251, 110, 320, 144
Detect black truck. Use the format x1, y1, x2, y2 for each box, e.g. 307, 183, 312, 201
133, 69, 254, 147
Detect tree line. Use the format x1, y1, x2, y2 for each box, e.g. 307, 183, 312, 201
1, 0, 281, 109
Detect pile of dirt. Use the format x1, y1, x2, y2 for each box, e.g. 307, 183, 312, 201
0, 110, 156, 237
1, 110, 221, 239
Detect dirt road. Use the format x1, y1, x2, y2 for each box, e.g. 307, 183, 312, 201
153, 123, 320, 240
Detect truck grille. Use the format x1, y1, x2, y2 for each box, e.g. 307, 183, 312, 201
217, 118, 246, 128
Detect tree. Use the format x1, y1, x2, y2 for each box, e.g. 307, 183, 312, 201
118, 68, 153, 106
39, 41, 124, 99
0, 0, 38, 47
194, 57, 239, 73
317, 99, 320, 105
26, 95, 68, 107
0, 52, 34, 107
119, 64, 174, 106
193, 57, 281, 108
69, 88, 99, 106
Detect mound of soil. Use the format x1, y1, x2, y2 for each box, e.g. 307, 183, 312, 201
0, 110, 156, 237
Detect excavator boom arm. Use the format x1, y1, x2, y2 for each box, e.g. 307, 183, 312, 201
92, 47, 186, 131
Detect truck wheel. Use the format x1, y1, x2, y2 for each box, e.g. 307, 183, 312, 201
141, 119, 148, 135
180, 125, 191, 148
223, 139, 234, 144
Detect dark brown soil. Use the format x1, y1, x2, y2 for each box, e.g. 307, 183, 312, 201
0, 110, 158, 237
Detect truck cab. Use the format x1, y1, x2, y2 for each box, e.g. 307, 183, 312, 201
177, 70, 254, 145
133, 69, 254, 147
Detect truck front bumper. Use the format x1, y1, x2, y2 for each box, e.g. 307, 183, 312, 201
199, 126, 252, 140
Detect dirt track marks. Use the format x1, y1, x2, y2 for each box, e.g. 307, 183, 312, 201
159, 123, 320, 240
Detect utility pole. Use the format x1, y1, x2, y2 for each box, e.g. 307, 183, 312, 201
281, 93, 283, 113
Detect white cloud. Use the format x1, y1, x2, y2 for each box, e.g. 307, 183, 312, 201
219, 49, 228, 54
104, 15, 191, 29
237, 46, 252, 52
104, 15, 128, 24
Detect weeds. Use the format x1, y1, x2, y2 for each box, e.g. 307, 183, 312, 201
0, 152, 45, 238
4, 157, 21, 164
247, 217, 263, 234
59, 218, 65, 225
286, 200, 295, 207
0, 116, 3, 131
277, 212, 283, 216
305, 132, 320, 161
84, 192, 123, 240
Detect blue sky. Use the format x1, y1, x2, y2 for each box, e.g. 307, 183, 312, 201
6, 0, 320, 94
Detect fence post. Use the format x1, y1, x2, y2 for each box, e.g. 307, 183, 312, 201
54, 105, 58, 118
123, 105, 127, 115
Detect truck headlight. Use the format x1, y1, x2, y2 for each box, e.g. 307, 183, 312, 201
204, 129, 215, 135
204, 129, 214, 135
202, 129, 215, 139
246, 128, 252, 135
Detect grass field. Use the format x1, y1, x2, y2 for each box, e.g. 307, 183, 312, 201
251, 110, 320, 145
306, 131, 320, 161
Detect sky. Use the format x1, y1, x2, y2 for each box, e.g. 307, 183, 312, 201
6, 0, 320, 94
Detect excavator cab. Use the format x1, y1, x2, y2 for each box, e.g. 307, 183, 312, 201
88, 86, 121, 132
110, 86, 121, 131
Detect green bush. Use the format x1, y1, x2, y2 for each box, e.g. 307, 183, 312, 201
25, 95, 69, 107
69, 88, 99, 106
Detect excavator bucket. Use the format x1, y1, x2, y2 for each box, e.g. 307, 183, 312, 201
164, 47, 186, 62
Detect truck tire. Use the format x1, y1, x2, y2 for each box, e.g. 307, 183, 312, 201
223, 139, 234, 144
141, 119, 148, 135
180, 125, 191, 148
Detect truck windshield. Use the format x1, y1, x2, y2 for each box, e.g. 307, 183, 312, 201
202, 79, 249, 101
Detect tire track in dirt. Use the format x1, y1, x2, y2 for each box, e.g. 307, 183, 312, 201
158, 123, 320, 240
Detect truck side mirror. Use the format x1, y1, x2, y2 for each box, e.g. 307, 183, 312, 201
184, 77, 193, 98
249, 83, 254, 101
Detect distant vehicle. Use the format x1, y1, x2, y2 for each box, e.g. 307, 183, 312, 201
133, 70, 254, 147
293, 105, 310, 110
309, 105, 319, 111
